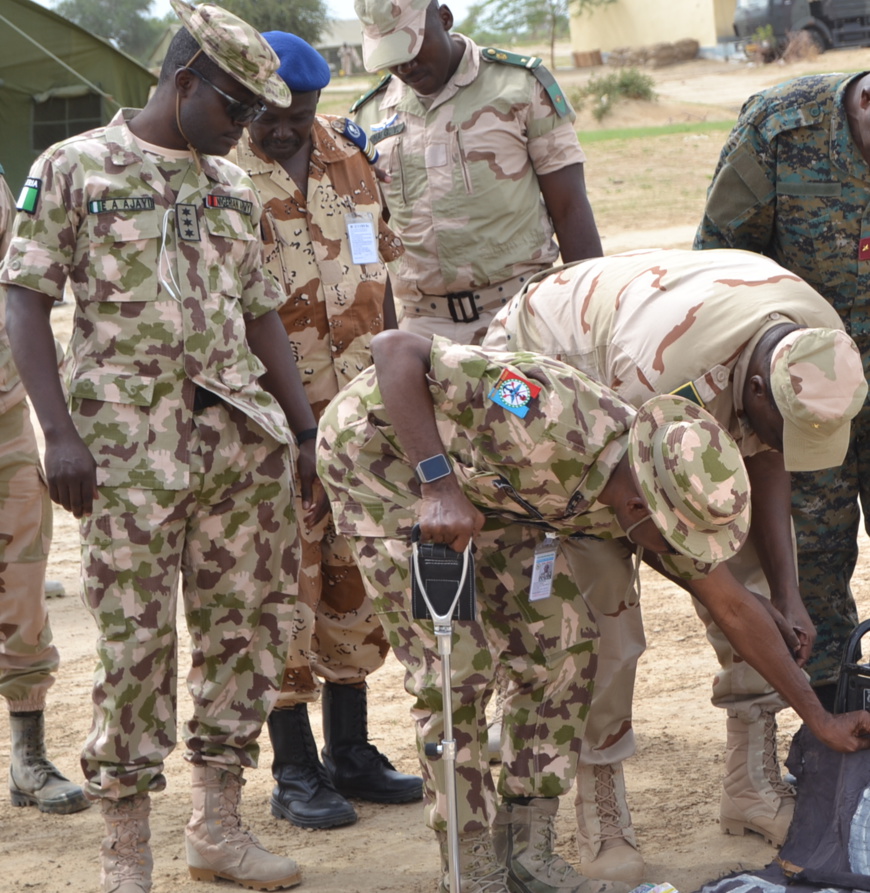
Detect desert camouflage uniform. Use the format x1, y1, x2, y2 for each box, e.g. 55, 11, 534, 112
1, 110, 299, 800
695, 73, 870, 684
485, 246, 845, 756
316, 336, 716, 832
352, 34, 586, 344
0, 170, 59, 713
232, 118, 404, 706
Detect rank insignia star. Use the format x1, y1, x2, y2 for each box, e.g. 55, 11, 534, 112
860, 237, 870, 259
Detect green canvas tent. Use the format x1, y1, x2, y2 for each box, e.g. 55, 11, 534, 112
0, 0, 156, 191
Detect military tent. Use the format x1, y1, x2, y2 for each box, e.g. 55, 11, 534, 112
0, 0, 156, 191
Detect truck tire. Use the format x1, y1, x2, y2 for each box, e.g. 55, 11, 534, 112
802, 27, 827, 52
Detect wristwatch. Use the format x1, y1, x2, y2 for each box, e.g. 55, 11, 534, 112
415, 453, 452, 484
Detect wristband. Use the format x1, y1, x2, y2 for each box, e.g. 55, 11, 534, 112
295, 427, 318, 446
415, 453, 452, 484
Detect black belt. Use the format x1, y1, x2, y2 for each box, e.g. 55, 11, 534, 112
193, 385, 223, 412
446, 291, 480, 323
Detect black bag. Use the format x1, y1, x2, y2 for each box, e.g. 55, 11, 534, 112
834, 618, 870, 714
409, 526, 476, 622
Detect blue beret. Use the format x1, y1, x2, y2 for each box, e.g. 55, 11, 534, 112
262, 31, 331, 92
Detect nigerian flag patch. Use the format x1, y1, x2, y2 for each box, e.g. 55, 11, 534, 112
16, 177, 41, 213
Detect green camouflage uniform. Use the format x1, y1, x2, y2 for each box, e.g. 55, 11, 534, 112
352, 35, 586, 344
316, 336, 719, 832
484, 247, 846, 759
695, 73, 870, 684
0, 171, 59, 713
0, 110, 299, 800
231, 119, 404, 706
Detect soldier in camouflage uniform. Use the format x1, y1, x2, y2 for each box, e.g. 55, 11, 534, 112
484, 247, 868, 877
350, 0, 602, 345
0, 3, 319, 891
0, 168, 88, 817
318, 329, 870, 893
231, 30, 422, 830
695, 72, 870, 703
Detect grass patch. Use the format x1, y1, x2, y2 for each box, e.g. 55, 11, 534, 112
580, 119, 737, 142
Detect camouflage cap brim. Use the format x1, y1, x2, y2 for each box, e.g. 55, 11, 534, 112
356, 0, 429, 71
171, 0, 292, 108
628, 395, 751, 564
769, 328, 868, 473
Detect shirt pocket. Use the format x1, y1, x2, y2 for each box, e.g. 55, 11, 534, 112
86, 209, 163, 301
202, 206, 258, 297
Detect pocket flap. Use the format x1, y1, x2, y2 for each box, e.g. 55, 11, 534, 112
69, 369, 156, 406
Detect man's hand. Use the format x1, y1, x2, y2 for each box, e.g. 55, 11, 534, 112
44, 430, 98, 518
298, 440, 329, 527
810, 710, 870, 753
779, 598, 816, 667
418, 479, 484, 553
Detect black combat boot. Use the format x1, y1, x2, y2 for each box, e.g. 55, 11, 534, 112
267, 704, 357, 830
321, 682, 423, 804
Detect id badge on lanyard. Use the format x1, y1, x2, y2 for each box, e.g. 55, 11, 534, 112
345, 211, 379, 265
530, 534, 558, 601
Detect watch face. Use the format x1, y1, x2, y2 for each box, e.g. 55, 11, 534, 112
496, 377, 532, 409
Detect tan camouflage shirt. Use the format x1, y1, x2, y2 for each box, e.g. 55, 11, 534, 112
231, 116, 403, 419
484, 247, 845, 459
352, 34, 586, 307
0, 172, 26, 412
1, 109, 292, 490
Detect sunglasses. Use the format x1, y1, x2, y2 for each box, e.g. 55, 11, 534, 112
185, 68, 267, 125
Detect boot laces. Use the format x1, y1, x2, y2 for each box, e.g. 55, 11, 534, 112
217, 773, 262, 851
761, 712, 796, 798
530, 811, 576, 882
462, 831, 508, 892
593, 765, 627, 843
106, 803, 148, 881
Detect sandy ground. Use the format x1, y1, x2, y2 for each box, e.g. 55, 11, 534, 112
3, 45, 870, 893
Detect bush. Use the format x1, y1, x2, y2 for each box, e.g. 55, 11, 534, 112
570, 68, 657, 122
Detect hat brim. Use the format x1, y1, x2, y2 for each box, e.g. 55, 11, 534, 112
781, 415, 850, 472
627, 395, 750, 563
361, 16, 426, 71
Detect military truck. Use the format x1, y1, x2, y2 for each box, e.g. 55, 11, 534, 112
734, 0, 870, 51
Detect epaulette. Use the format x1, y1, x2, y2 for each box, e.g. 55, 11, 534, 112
349, 73, 392, 116
480, 47, 569, 118
330, 117, 379, 165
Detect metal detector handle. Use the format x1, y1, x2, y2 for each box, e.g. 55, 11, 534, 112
410, 524, 472, 625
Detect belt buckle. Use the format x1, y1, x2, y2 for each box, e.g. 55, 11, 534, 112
446, 290, 479, 323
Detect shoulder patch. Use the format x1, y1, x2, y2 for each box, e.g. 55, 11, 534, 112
480, 47, 570, 118
330, 118, 379, 164
349, 73, 392, 116
16, 177, 41, 214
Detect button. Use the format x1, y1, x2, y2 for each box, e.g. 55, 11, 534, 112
8, 259, 20, 270
715, 369, 728, 383
769, 311, 781, 320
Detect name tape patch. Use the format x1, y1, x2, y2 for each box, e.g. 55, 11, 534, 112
88, 196, 156, 214
205, 194, 253, 215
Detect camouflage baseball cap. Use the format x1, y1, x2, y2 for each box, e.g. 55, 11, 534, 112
628, 395, 751, 564
354, 0, 431, 71
170, 0, 291, 108
769, 328, 868, 473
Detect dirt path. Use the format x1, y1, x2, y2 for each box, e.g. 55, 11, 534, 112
3, 47, 870, 893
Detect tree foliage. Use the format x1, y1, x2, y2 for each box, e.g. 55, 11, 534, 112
205, 0, 330, 45
53, 0, 167, 62
459, 0, 616, 68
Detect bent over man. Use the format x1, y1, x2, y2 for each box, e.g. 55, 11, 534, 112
484, 247, 868, 878
1, 3, 319, 891
316, 329, 870, 893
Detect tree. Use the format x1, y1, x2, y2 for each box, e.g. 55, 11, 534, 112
459, 0, 616, 69
53, 0, 167, 62
207, 0, 330, 46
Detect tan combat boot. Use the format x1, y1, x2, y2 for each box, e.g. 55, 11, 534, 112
435, 828, 511, 893
719, 709, 796, 846
574, 764, 644, 886
8, 711, 89, 814
185, 764, 302, 890
493, 798, 632, 893
100, 793, 152, 893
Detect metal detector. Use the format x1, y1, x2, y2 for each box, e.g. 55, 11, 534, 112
409, 525, 476, 893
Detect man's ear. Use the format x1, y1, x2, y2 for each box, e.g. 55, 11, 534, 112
175, 67, 197, 99
438, 3, 454, 31
746, 373, 768, 403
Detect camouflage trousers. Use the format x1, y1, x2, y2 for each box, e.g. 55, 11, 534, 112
571, 531, 787, 768
78, 403, 298, 801
273, 497, 389, 708
348, 520, 597, 833
791, 387, 870, 686
0, 398, 59, 712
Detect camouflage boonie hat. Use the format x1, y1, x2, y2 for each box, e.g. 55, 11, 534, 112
354, 0, 430, 71
171, 0, 291, 108
628, 395, 751, 564
769, 328, 868, 473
